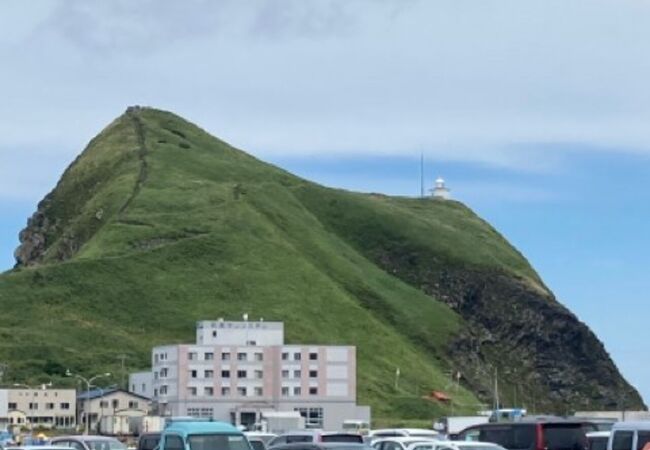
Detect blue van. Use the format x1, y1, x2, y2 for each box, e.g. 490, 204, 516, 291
159, 421, 253, 450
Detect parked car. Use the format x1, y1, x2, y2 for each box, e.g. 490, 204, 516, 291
586, 432, 610, 450
369, 431, 439, 443
7, 447, 71, 450
607, 422, 650, 450
137, 433, 161, 450
49, 436, 127, 450
267, 443, 372, 450
158, 420, 251, 450
246, 433, 278, 450
371, 436, 441, 450
457, 421, 590, 450
269, 432, 364, 447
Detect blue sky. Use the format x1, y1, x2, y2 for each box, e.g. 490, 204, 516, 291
2, 0, 650, 405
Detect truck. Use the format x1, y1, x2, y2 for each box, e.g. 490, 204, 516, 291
129, 416, 166, 435
259, 411, 305, 434
433, 416, 490, 438
99, 415, 131, 435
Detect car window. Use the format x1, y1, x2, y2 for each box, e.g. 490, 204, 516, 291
413, 445, 436, 450
250, 441, 265, 450
140, 438, 161, 450
164, 435, 185, 450
70, 441, 85, 450
188, 435, 250, 450
542, 424, 587, 450
612, 432, 634, 450
383, 441, 403, 450
285, 436, 313, 444
461, 430, 481, 442
637, 432, 650, 450
322, 435, 364, 444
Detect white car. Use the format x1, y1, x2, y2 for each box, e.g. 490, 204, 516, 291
371, 437, 441, 450
586, 431, 610, 450
373, 438, 506, 450
370, 430, 440, 442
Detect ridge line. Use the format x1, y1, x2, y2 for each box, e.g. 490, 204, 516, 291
119, 107, 149, 216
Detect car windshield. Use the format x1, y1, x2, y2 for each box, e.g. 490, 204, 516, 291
479, 425, 536, 450
140, 437, 161, 450
322, 436, 364, 443
188, 434, 251, 450
249, 441, 265, 450
85, 440, 128, 450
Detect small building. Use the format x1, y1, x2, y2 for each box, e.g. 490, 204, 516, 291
77, 388, 151, 432
431, 177, 451, 200
129, 371, 154, 399
0, 387, 76, 429
132, 319, 370, 430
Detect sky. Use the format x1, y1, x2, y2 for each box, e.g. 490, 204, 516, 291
1, 0, 650, 405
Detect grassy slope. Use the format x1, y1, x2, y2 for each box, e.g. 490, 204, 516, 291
0, 108, 550, 421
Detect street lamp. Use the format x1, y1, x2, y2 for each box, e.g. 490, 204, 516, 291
66, 370, 111, 435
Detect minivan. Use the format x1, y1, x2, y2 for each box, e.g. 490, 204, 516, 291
159, 420, 252, 450
607, 422, 650, 450
457, 421, 592, 450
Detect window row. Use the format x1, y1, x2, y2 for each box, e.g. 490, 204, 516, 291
187, 386, 264, 397
98, 400, 139, 409
9, 402, 71, 410
280, 386, 318, 396
187, 352, 264, 362
189, 369, 264, 379
282, 369, 318, 379
281, 352, 318, 361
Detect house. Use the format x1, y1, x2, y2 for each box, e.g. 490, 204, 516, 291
76, 387, 151, 432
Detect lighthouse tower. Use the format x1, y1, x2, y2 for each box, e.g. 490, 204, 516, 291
431, 176, 450, 200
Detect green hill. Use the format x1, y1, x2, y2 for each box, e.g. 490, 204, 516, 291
1, 107, 643, 423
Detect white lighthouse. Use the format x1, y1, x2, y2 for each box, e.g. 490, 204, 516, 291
431, 176, 450, 200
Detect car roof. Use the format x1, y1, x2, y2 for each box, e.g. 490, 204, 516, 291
271, 444, 369, 449
52, 436, 121, 441
374, 438, 440, 443
612, 422, 650, 432
7, 447, 71, 450
164, 421, 241, 437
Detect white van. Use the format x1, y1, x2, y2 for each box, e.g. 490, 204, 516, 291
608, 422, 650, 450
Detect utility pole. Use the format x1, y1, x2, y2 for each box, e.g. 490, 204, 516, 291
117, 354, 127, 390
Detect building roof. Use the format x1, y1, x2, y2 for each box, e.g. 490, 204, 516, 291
77, 387, 150, 401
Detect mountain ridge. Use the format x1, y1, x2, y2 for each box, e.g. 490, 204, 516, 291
4, 106, 643, 420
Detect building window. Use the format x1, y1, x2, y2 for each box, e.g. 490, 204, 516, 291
132, 384, 136, 391
8, 402, 16, 410
237, 370, 247, 379
254, 387, 263, 396
159, 385, 168, 395
295, 407, 323, 429
205, 370, 214, 378
160, 368, 169, 378
45, 402, 54, 410
237, 387, 247, 397
212, 331, 217, 337
281, 387, 289, 396
309, 370, 318, 378
188, 387, 197, 396
237, 352, 247, 361
142, 383, 146, 392
294, 352, 302, 361
293, 387, 301, 396
29, 403, 38, 410
221, 387, 231, 396
204, 387, 214, 396
309, 387, 318, 395
204, 352, 214, 360
188, 352, 197, 361
221, 352, 230, 361
309, 352, 318, 360
190, 370, 197, 378
112, 399, 119, 408
188, 407, 213, 418
129, 401, 139, 409
281, 370, 289, 379
254, 370, 263, 379
281, 352, 289, 361
221, 370, 230, 378
100, 400, 109, 408
60, 402, 70, 410
254, 352, 263, 361
294, 370, 301, 378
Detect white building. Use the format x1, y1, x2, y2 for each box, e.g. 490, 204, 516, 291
431, 177, 451, 200
0, 388, 76, 429
132, 320, 370, 430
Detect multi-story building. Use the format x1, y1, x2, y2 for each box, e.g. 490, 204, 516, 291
77, 387, 151, 431
0, 388, 76, 429
133, 320, 370, 430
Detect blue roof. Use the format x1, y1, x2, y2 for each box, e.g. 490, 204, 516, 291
77, 387, 119, 400
164, 421, 241, 437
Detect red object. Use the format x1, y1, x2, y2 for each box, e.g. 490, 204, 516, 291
430, 390, 451, 402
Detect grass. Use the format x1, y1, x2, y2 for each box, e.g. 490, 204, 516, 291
0, 107, 582, 420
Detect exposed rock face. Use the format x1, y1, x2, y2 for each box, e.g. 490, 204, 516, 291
378, 255, 645, 411
14, 198, 54, 267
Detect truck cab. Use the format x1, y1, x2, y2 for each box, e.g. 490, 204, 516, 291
160, 421, 253, 450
